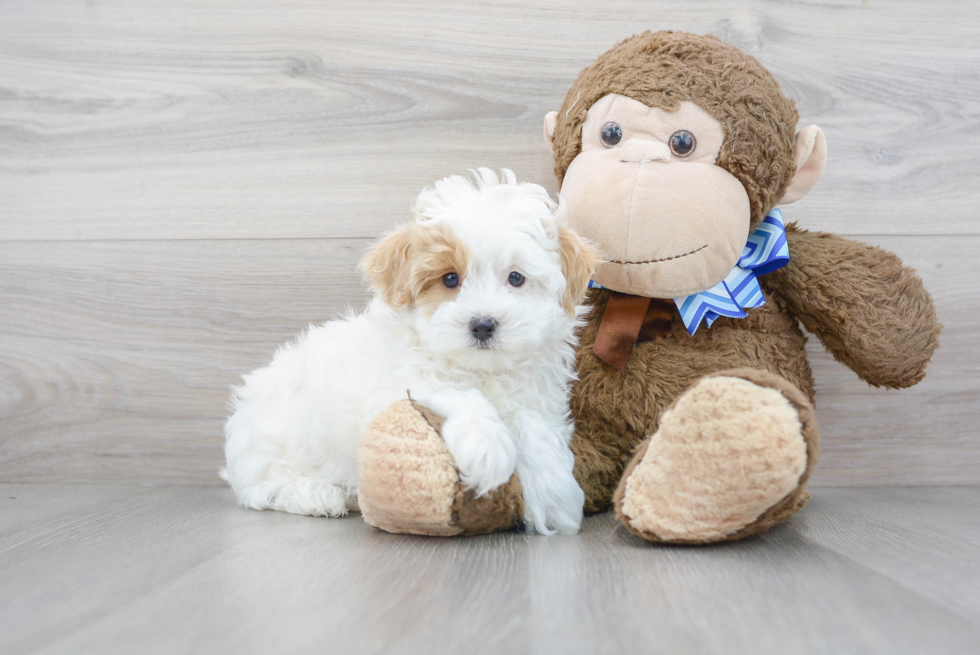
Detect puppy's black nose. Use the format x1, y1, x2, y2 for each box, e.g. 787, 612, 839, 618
469, 317, 497, 343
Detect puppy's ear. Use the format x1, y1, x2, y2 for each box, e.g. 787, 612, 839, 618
557, 224, 599, 316
360, 223, 415, 306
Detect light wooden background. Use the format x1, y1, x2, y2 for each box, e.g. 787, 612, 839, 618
1, 0, 978, 487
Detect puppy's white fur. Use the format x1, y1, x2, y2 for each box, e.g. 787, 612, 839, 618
223, 169, 595, 535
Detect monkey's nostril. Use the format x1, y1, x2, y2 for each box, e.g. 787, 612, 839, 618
469, 317, 497, 343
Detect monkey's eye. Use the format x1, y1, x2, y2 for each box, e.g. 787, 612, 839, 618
600, 122, 623, 148
507, 271, 526, 287
669, 130, 696, 157
442, 272, 460, 289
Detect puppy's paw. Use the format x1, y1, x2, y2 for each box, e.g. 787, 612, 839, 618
521, 471, 585, 536
440, 414, 517, 498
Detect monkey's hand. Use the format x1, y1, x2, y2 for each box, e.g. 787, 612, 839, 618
765, 223, 940, 389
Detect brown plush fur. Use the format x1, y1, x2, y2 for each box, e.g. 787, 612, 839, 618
571, 225, 938, 518
612, 368, 819, 544
453, 475, 524, 536
551, 31, 799, 227
771, 225, 942, 389
555, 31, 940, 537
570, 287, 816, 515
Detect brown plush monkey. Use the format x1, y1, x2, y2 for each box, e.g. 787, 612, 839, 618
356, 31, 941, 543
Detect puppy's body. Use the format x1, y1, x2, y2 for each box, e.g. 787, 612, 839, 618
224, 170, 597, 535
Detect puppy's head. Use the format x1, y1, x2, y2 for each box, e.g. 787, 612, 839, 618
361, 168, 598, 370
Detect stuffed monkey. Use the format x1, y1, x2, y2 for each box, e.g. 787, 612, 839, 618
356, 31, 940, 543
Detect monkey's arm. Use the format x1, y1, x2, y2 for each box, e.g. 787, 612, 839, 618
764, 224, 940, 389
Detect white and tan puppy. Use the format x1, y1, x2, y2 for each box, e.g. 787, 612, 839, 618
223, 169, 597, 535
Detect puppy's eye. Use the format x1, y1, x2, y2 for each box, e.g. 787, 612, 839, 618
669, 130, 696, 157
600, 122, 623, 148
442, 272, 460, 289
507, 271, 525, 287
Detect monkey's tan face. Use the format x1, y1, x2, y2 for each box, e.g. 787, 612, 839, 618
559, 94, 751, 298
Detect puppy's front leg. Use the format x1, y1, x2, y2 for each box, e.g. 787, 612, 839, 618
510, 412, 585, 535
415, 389, 517, 497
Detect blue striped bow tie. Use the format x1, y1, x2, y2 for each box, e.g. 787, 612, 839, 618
589, 208, 790, 335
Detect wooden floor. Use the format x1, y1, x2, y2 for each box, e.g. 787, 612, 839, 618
2, 484, 979, 655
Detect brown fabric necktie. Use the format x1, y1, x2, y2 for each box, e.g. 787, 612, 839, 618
593, 293, 675, 370
593, 293, 651, 370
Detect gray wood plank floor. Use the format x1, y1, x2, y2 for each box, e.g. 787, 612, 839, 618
2, 484, 979, 655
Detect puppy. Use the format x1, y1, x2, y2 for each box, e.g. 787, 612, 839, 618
223, 169, 597, 534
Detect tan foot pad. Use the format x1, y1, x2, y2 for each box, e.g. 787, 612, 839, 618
616, 375, 809, 543
357, 400, 523, 537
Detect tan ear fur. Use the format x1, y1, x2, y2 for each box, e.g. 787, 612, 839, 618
361, 221, 468, 308
360, 223, 415, 306
543, 111, 558, 156
780, 125, 827, 205
557, 224, 599, 316
407, 224, 469, 314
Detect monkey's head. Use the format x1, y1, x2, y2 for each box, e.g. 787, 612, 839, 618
544, 31, 827, 298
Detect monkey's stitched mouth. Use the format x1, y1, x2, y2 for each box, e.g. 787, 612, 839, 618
610, 244, 708, 265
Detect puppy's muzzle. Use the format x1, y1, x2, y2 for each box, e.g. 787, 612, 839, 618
469, 317, 497, 346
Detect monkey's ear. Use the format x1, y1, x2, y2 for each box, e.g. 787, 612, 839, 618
543, 111, 558, 155
780, 125, 827, 205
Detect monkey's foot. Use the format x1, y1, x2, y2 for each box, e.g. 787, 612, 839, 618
614, 369, 819, 543
356, 399, 523, 536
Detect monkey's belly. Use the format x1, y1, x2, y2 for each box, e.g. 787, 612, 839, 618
569, 289, 813, 513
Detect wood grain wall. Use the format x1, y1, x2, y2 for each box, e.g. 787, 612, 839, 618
1, 0, 978, 486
